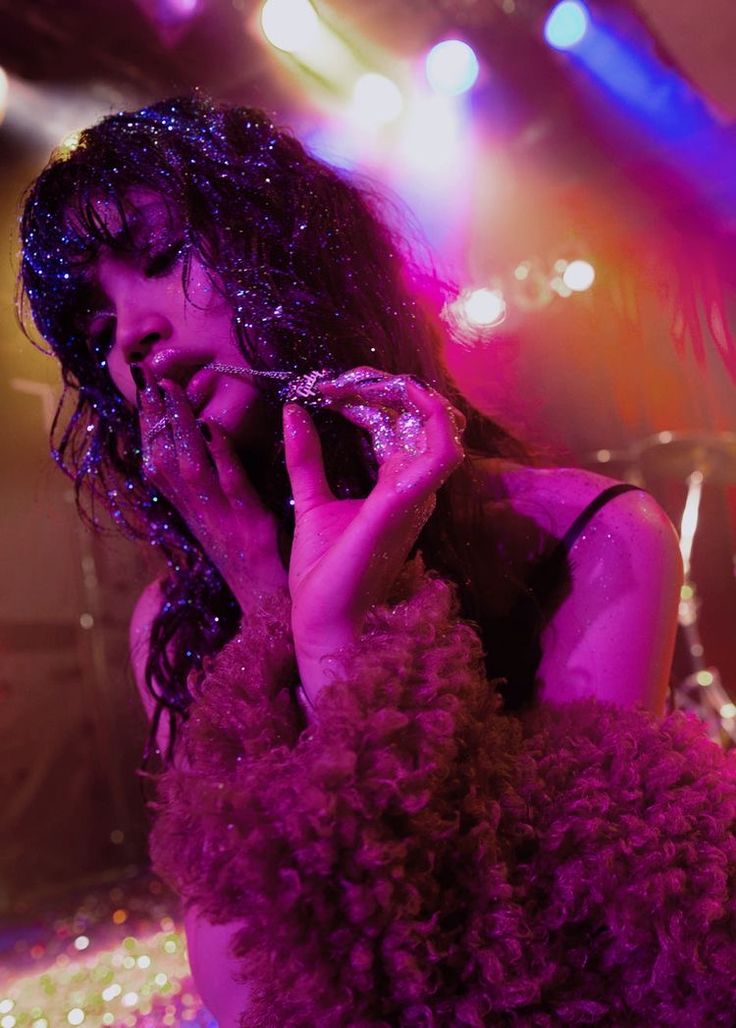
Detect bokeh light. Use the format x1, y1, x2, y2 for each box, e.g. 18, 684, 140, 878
447, 287, 507, 330
396, 93, 463, 177
562, 258, 596, 291
0, 67, 7, 127
425, 40, 480, 96
260, 0, 320, 53
351, 73, 404, 126
544, 1, 590, 50
464, 288, 507, 326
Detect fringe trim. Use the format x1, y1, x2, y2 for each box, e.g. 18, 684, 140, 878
149, 559, 736, 1026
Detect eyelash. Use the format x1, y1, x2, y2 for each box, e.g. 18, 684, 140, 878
144, 240, 187, 278
83, 240, 187, 352
88, 317, 115, 354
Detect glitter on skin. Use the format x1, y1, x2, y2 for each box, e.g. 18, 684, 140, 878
17, 95, 465, 761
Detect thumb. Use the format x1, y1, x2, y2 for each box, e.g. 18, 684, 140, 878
283, 404, 334, 513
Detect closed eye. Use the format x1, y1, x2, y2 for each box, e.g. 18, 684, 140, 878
87, 312, 116, 354
144, 240, 187, 278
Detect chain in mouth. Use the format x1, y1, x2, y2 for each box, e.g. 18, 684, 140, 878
202, 363, 331, 406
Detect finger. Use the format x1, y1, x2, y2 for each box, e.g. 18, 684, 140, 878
137, 364, 166, 429
319, 379, 426, 463
136, 365, 174, 479
283, 403, 334, 513
394, 379, 466, 482
158, 380, 211, 485
338, 378, 463, 499
316, 367, 392, 404
403, 379, 466, 440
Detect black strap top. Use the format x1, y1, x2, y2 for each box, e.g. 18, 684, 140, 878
553, 481, 644, 563
496, 482, 646, 711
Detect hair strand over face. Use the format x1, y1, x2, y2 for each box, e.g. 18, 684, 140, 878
19, 95, 542, 763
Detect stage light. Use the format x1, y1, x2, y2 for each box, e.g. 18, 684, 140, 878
260, 0, 319, 53
544, 1, 589, 50
169, 0, 199, 13
55, 131, 81, 160
397, 93, 461, 178
562, 259, 595, 291
425, 40, 479, 96
352, 73, 404, 126
461, 288, 507, 327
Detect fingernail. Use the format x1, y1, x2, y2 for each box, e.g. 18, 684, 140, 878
130, 365, 144, 390
197, 420, 212, 441
283, 403, 304, 424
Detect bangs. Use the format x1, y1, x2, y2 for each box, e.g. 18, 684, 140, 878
21, 163, 186, 365
72, 187, 184, 265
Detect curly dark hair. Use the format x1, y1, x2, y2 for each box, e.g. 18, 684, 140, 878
19, 96, 550, 761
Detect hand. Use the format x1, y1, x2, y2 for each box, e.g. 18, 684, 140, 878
135, 366, 288, 609
283, 367, 466, 698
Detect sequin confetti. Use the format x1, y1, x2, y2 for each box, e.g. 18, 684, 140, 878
0, 873, 215, 1027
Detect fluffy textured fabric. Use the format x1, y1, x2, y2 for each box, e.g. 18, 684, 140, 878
149, 558, 736, 1026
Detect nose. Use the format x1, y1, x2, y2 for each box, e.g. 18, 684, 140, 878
117, 312, 173, 366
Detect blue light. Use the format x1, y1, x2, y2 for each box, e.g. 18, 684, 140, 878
544, 1, 590, 50
425, 40, 480, 96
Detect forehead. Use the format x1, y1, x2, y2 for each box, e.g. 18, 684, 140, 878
85, 187, 181, 241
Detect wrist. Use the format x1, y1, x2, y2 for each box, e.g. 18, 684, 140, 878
230, 560, 289, 614
294, 623, 362, 708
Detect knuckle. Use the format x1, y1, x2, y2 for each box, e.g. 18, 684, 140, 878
220, 474, 242, 500
179, 461, 205, 485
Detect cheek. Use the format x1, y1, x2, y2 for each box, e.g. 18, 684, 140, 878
209, 381, 275, 444
107, 352, 137, 406
183, 258, 232, 316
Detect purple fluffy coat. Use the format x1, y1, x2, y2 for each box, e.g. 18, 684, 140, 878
149, 558, 736, 1026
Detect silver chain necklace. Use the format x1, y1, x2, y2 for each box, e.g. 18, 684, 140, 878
203, 362, 331, 403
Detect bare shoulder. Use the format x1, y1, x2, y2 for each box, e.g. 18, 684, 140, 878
473, 459, 683, 712
473, 458, 678, 550
521, 464, 682, 586
530, 465, 681, 572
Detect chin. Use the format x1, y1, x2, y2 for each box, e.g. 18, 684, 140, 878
206, 407, 248, 440
203, 399, 270, 452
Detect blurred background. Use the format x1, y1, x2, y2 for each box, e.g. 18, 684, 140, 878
2, 0, 736, 1024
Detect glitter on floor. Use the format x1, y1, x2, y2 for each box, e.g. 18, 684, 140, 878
0, 870, 216, 1027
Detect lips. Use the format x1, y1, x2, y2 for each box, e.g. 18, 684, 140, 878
147, 351, 254, 416
148, 351, 214, 413
149, 349, 206, 383
185, 365, 220, 414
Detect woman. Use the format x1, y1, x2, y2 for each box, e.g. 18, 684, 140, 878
19, 97, 735, 1026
